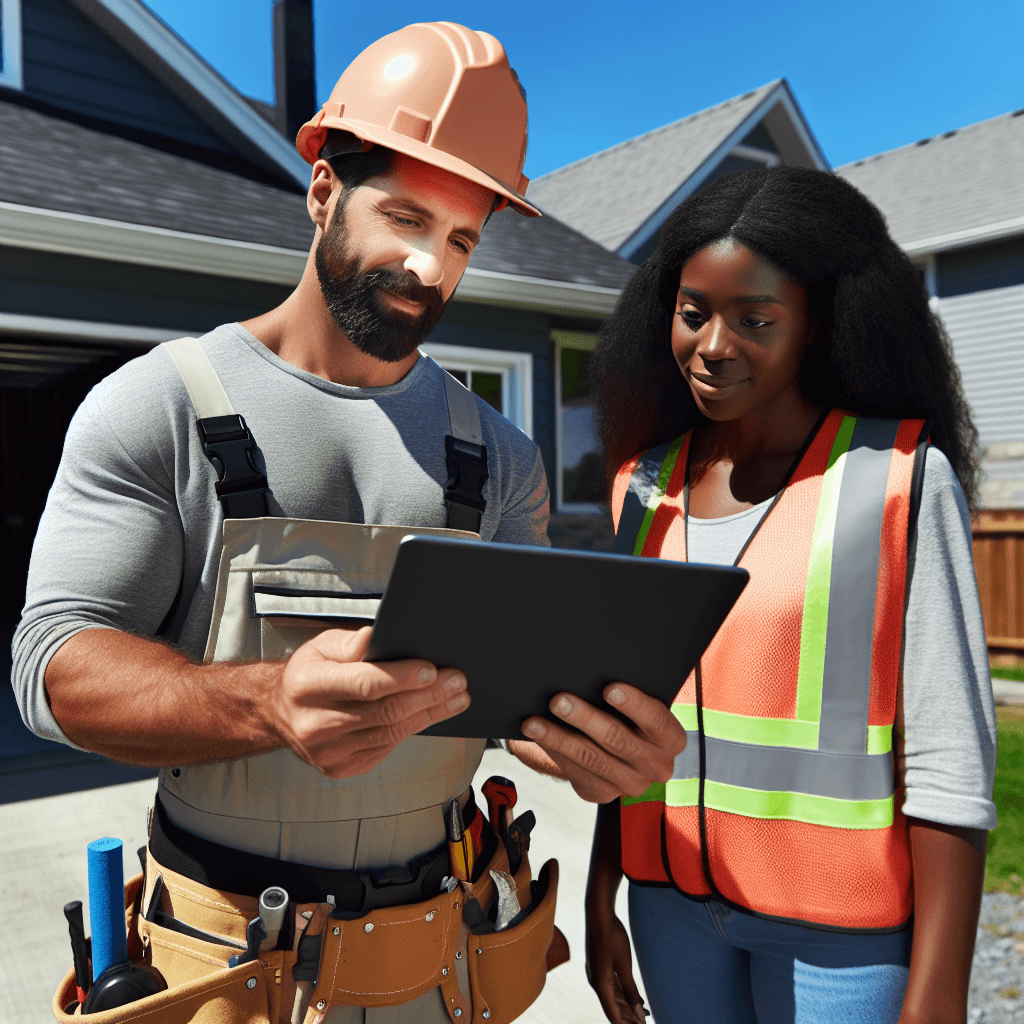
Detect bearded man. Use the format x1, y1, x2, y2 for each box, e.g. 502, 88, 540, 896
14, 22, 684, 1023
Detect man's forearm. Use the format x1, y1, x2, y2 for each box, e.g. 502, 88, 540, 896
45, 628, 284, 767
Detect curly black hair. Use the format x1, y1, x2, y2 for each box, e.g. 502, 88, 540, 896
591, 166, 980, 508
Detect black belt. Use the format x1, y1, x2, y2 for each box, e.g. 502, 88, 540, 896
149, 792, 478, 910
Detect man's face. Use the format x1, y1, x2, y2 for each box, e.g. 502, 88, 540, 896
314, 153, 494, 363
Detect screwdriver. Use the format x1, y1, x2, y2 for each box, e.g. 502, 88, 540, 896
444, 798, 474, 882
63, 900, 91, 1006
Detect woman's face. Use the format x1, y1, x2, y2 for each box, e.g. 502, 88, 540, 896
671, 238, 816, 424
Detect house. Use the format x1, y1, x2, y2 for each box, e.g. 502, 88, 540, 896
0, 0, 635, 787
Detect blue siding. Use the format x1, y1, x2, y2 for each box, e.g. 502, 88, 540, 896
4, 248, 294, 330
937, 238, 1024, 298
21, 0, 235, 154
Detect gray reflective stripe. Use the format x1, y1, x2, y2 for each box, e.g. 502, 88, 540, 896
441, 367, 482, 445
706, 736, 895, 801
818, 417, 901, 754
671, 731, 700, 780
162, 338, 235, 419
615, 439, 673, 555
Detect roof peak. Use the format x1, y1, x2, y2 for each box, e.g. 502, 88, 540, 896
534, 78, 785, 183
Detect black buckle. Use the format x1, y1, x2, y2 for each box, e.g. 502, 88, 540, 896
197, 415, 268, 518
444, 435, 488, 531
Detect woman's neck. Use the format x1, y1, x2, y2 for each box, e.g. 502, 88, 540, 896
688, 394, 824, 517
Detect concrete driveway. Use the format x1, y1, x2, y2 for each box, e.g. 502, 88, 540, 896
0, 747, 645, 1024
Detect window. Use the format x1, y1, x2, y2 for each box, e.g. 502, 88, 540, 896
553, 330, 603, 512
0, 0, 23, 91
419, 343, 533, 438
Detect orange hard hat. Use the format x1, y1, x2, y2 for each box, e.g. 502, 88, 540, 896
295, 22, 540, 217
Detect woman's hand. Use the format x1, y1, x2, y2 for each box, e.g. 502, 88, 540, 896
586, 907, 647, 1024
585, 800, 649, 1024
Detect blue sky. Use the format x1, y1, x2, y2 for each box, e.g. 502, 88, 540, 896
146, 0, 1023, 179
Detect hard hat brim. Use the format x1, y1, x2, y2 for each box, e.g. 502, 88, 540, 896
297, 114, 542, 218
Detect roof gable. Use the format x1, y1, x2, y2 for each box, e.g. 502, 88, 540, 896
7, 0, 310, 187
528, 79, 829, 259
836, 109, 1024, 254
19, 0, 236, 156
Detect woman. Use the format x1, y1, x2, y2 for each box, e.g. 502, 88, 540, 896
584, 167, 996, 1024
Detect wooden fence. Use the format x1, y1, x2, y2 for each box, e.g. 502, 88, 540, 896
973, 510, 1024, 659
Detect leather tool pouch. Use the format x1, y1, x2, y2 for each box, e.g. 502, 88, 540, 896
52, 832, 566, 1023
304, 841, 563, 1024
52, 872, 274, 1023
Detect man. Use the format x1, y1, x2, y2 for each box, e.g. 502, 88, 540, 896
14, 22, 684, 1022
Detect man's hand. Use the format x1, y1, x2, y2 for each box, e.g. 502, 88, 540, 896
511, 683, 685, 803
272, 626, 470, 778
45, 625, 468, 773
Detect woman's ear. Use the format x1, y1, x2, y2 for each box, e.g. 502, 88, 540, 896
308, 159, 339, 230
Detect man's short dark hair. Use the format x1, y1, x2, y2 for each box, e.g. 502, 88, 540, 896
317, 128, 503, 220
318, 129, 395, 189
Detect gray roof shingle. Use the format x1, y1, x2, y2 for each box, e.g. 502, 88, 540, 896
836, 109, 1024, 249
0, 94, 635, 291
527, 81, 782, 252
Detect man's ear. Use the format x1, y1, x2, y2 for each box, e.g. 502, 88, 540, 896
308, 159, 340, 231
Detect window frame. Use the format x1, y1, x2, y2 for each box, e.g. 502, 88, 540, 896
419, 342, 533, 438
0, 0, 23, 91
552, 329, 603, 514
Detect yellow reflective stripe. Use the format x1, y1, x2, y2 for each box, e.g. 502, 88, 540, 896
621, 782, 666, 807
704, 780, 894, 829
665, 779, 699, 807
671, 703, 698, 730
866, 724, 893, 755
795, 415, 857, 724
632, 434, 686, 556
700, 707, 893, 755
703, 708, 818, 749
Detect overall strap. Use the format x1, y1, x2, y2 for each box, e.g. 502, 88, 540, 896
161, 338, 269, 519
441, 368, 488, 533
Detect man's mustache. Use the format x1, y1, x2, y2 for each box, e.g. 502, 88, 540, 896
363, 270, 443, 310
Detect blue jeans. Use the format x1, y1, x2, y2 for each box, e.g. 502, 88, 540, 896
628, 883, 911, 1024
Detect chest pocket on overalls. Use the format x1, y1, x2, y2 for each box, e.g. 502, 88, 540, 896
251, 572, 382, 661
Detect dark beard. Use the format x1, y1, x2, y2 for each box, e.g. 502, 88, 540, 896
314, 200, 447, 363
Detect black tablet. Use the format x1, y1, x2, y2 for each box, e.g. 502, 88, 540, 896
366, 535, 748, 739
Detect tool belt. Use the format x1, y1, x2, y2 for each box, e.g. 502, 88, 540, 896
52, 792, 568, 1023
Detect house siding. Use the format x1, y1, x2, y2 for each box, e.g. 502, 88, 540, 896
20, 0, 234, 154
936, 282, 1024, 448
3, 248, 294, 330
937, 238, 1024, 298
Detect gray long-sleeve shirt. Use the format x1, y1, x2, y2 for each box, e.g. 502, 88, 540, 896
686, 446, 997, 831
12, 323, 550, 748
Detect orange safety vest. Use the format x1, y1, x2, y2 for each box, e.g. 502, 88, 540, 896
611, 409, 928, 931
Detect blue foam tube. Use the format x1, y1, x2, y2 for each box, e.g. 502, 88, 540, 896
87, 837, 127, 980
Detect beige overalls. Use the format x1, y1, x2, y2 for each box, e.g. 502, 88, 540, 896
157, 337, 489, 1023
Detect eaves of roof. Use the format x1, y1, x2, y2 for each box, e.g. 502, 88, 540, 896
1, 95, 634, 311
1, 201, 627, 318
837, 109, 1024, 254
67, 0, 310, 188
527, 79, 829, 255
